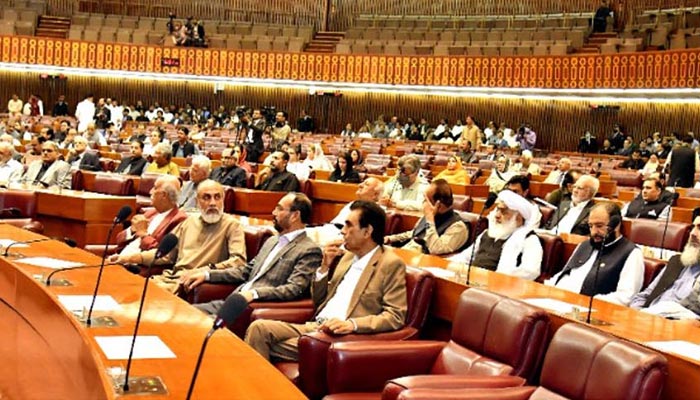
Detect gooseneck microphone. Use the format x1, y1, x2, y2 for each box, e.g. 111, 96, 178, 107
3, 236, 77, 257
123, 234, 178, 393
465, 192, 497, 285
85, 205, 132, 327
186, 293, 249, 400
659, 185, 680, 260
586, 214, 620, 324
45, 263, 119, 286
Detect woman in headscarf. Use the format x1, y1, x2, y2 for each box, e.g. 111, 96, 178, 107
433, 155, 469, 185
234, 144, 252, 174
484, 154, 514, 194
303, 143, 333, 171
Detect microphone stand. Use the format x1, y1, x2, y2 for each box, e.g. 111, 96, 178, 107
465, 193, 496, 286
659, 182, 679, 260
583, 230, 615, 326
186, 328, 216, 400
85, 217, 122, 327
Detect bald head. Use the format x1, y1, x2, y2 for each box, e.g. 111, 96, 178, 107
356, 177, 384, 202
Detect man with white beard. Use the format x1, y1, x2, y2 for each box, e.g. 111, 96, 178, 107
116, 180, 246, 293
630, 216, 700, 319
448, 190, 543, 280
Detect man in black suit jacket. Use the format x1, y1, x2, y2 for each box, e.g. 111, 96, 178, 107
210, 147, 247, 188
578, 131, 599, 154
256, 151, 300, 192
66, 136, 101, 171
171, 127, 197, 158
115, 140, 148, 176
546, 175, 599, 236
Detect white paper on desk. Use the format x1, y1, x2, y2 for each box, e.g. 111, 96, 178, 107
522, 298, 595, 314
0, 239, 29, 248
57, 295, 121, 312
15, 257, 84, 269
95, 335, 176, 360
418, 266, 456, 279
645, 340, 700, 361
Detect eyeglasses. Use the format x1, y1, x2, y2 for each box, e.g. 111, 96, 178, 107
41, 149, 55, 153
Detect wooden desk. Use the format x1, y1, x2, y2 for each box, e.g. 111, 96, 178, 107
390, 248, 700, 400
80, 171, 142, 193
232, 188, 285, 220
529, 182, 559, 199
32, 190, 137, 247
0, 226, 305, 399
309, 180, 357, 224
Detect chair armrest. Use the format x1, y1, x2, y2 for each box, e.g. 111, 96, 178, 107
298, 327, 419, 399
383, 376, 526, 400
396, 386, 537, 400
191, 283, 239, 304
251, 308, 315, 324
83, 244, 118, 258
326, 341, 446, 394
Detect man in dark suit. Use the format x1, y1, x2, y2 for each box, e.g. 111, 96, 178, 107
667, 134, 699, 188
210, 147, 247, 188
171, 127, 197, 158
115, 140, 148, 176
245, 201, 407, 362
66, 136, 101, 171
182, 192, 322, 314
256, 151, 300, 192
578, 131, 599, 153
546, 174, 599, 236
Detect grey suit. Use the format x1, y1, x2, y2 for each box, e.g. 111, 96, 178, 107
21, 159, 71, 189
196, 232, 322, 314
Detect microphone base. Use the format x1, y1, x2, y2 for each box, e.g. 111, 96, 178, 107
44, 278, 73, 287
79, 315, 119, 328
570, 314, 613, 326
115, 375, 168, 395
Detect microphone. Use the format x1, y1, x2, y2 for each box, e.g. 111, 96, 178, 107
3, 236, 77, 257
85, 205, 132, 327
45, 262, 119, 286
585, 214, 620, 324
465, 192, 497, 285
123, 234, 178, 393
186, 293, 249, 400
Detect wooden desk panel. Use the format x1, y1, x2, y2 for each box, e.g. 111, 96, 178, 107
1, 227, 305, 399
232, 188, 285, 220
391, 248, 700, 400
81, 171, 142, 193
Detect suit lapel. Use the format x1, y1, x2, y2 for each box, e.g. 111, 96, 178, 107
573, 202, 592, 227
344, 247, 382, 319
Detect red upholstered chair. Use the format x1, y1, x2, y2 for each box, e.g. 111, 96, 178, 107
452, 195, 473, 212
643, 258, 666, 290
535, 232, 564, 282
385, 210, 402, 235
223, 185, 235, 213
418, 322, 668, 400
321, 288, 550, 400
99, 158, 116, 172
0, 190, 44, 233
71, 169, 84, 191
92, 174, 135, 196
136, 173, 159, 209
298, 178, 312, 196
274, 269, 434, 399
538, 206, 555, 228
625, 218, 691, 251
458, 212, 487, 247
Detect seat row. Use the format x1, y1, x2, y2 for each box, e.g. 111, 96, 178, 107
354, 13, 593, 30
0, 19, 35, 36
337, 41, 572, 56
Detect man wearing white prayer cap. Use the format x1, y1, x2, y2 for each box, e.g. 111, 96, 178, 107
448, 190, 544, 280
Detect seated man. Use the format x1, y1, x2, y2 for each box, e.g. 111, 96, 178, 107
545, 174, 599, 236
210, 147, 247, 188
178, 155, 211, 210
181, 192, 322, 313
380, 154, 429, 211
66, 136, 101, 171
545, 203, 644, 305
245, 201, 407, 362
145, 142, 180, 176
0, 142, 23, 186
20, 140, 71, 189
630, 216, 700, 319
448, 190, 543, 281
115, 140, 148, 176
620, 149, 645, 170
543, 157, 572, 185
115, 180, 246, 293
256, 151, 300, 192
621, 177, 672, 220
505, 175, 542, 229
109, 175, 187, 258
545, 169, 581, 207
385, 179, 468, 255
510, 150, 541, 175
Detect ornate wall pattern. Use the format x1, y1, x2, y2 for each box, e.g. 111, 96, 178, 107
2, 36, 700, 89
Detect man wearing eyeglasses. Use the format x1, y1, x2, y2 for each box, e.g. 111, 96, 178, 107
20, 140, 71, 189
380, 154, 429, 211
545, 174, 599, 236
210, 147, 247, 188
545, 202, 644, 306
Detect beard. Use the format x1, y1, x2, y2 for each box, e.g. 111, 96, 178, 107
487, 213, 519, 241
201, 207, 223, 224
680, 241, 700, 267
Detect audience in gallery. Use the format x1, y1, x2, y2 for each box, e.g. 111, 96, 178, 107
115, 179, 247, 293
385, 179, 469, 255
449, 189, 543, 281
545, 202, 644, 306
182, 192, 323, 316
